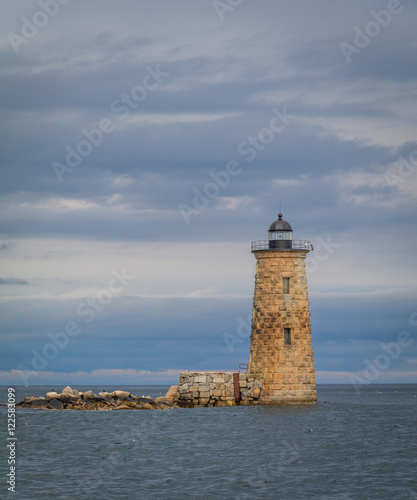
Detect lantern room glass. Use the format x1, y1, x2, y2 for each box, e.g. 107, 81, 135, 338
268, 232, 293, 241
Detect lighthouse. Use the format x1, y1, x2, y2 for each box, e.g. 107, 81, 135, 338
248, 213, 317, 404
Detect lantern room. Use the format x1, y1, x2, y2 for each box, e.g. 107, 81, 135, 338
268, 213, 293, 249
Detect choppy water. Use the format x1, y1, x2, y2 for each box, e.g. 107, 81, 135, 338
1, 384, 417, 499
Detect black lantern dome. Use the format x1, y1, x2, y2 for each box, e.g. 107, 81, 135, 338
268, 213, 293, 249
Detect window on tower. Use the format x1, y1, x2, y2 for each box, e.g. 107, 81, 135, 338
284, 328, 291, 345
268, 232, 293, 240
283, 277, 290, 294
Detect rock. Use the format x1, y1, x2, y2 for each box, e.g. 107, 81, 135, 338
251, 387, 261, 399
98, 392, 112, 398
58, 394, 80, 404
66, 403, 81, 410
215, 401, 228, 407
82, 403, 96, 411
177, 401, 193, 408
48, 399, 64, 410
111, 390, 131, 399
28, 399, 49, 409
17, 389, 182, 411
46, 392, 60, 400
132, 397, 154, 405
84, 395, 107, 403
121, 401, 137, 409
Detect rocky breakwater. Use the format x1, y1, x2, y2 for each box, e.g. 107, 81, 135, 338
16, 386, 179, 411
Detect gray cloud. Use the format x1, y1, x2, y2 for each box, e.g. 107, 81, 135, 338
0, 278, 29, 285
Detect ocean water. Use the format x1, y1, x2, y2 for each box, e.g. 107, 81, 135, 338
1, 384, 416, 500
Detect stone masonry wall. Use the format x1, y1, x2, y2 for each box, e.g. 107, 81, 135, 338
248, 250, 317, 404
174, 372, 262, 407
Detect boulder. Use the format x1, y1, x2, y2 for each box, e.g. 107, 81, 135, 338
98, 392, 112, 398
24, 396, 39, 402
121, 401, 138, 409
48, 399, 64, 410
28, 399, 49, 409
133, 397, 155, 405
46, 392, 60, 400
61, 386, 74, 395
83, 395, 107, 403
158, 403, 172, 409
58, 394, 80, 404
66, 403, 82, 410
82, 390, 96, 398
140, 403, 155, 410
165, 385, 179, 401
113, 404, 131, 410
111, 390, 131, 399
82, 403, 96, 411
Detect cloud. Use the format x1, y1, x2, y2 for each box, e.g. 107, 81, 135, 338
0, 278, 28, 285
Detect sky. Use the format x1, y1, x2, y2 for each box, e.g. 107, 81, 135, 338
0, 0, 416, 387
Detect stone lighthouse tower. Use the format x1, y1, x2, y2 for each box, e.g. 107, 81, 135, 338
248, 213, 317, 404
